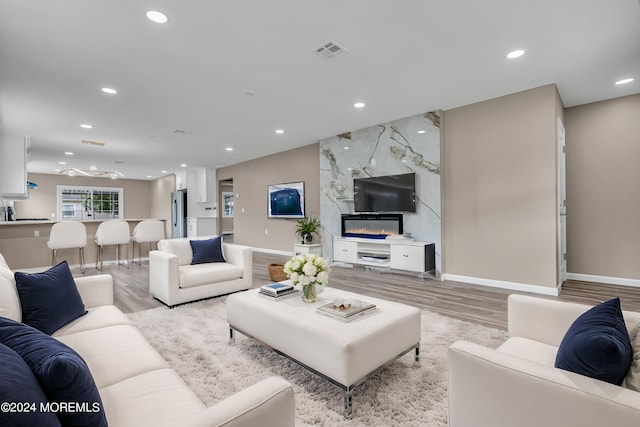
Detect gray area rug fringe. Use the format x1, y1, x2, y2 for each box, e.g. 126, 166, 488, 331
127, 297, 506, 426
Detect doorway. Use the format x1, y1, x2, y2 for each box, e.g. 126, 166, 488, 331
557, 118, 567, 287
219, 179, 234, 242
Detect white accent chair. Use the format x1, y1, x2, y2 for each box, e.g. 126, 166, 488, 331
47, 221, 87, 273
448, 294, 640, 427
149, 237, 252, 307
94, 220, 131, 271
130, 219, 165, 265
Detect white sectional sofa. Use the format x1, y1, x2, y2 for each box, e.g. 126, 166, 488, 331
150, 237, 252, 307
448, 294, 640, 427
0, 255, 294, 427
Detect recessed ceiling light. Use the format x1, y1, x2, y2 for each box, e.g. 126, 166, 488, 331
54, 169, 61, 172
58, 161, 67, 165
147, 175, 153, 179
506, 49, 525, 59
275, 129, 284, 134
161, 170, 167, 174
354, 102, 365, 108
225, 147, 233, 151
146, 10, 168, 24
64, 152, 74, 156
101, 87, 117, 94
180, 164, 187, 167
344, 146, 350, 150
615, 78, 634, 85
80, 124, 93, 129
417, 130, 426, 134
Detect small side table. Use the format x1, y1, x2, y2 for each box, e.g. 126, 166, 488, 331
293, 243, 322, 256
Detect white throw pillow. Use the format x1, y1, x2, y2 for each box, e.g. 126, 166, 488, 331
622, 323, 640, 391
0, 255, 22, 321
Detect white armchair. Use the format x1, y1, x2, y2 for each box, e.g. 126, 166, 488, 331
149, 237, 252, 306
448, 294, 640, 427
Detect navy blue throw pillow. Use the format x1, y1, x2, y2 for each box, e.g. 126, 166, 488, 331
190, 236, 226, 264
0, 317, 107, 427
0, 342, 62, 427
14, 261, 87, 335
554, 297, 632, 385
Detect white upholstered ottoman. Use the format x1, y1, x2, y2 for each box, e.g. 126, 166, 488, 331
227, 287, 421, 417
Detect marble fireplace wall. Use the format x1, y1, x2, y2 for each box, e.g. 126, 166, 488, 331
319, 111, 441, 276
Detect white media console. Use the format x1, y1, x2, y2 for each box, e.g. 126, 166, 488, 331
333, 236, 435, 274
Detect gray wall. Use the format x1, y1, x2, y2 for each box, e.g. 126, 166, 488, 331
216, 143, 320, 252
565, 93, 640, 281
441, 84, 562, 290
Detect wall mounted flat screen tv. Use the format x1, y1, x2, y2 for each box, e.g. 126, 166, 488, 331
268, 181, 305, 218
353, 172, 416, 213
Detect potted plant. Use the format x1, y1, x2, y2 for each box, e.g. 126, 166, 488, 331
295, 216, 321, 244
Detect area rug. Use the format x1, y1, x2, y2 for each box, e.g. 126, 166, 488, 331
127, 297, 506, 426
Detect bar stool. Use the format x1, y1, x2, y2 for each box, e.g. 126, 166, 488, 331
47, 221, 87, 274
130, 219, 165, 265
94, 220, 131, 271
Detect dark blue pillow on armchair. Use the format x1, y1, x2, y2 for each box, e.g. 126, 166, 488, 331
554, 297, 632, 385
0, 317, 107, 427
190, 236, 226, 264
0, 341, 62, 426
14, 261, 87, 335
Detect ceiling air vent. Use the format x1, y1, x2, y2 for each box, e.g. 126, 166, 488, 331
312, 39, 349, 60
172, 129, 186, 134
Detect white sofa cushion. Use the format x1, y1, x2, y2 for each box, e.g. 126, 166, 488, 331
99, 368, 205, 427
158, 238, 195, 266
56, 324, 169, 388
0, 253, 21, 321
53, 305, 132, 337
179, 263, 243, 288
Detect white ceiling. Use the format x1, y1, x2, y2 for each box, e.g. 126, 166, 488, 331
1, 0, 638, 181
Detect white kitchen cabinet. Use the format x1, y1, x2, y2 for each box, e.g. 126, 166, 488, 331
0, 131, 29, 199
186, 217, 217, 237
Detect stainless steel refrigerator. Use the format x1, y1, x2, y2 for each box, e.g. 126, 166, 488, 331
171, 190, 187, 238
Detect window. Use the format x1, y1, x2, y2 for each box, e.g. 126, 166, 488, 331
57, 186, 123, 220
222, 192, 234, 217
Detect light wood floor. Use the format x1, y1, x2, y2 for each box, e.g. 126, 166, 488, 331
82, 252, 640, 330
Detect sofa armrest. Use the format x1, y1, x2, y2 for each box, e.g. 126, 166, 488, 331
448, 340, 640, 427
183, 376, 294, 427
149, 250, 180, 304
74, 274, 114, 308
223, 244, 253, 282
222, 244, 251, 268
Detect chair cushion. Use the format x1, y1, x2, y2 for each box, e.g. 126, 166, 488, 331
554, 297, 632, 385
158, 239, 193, 266
190, 236, 226, 264
179, 263, 243, 288
14, 261, 87, 335
0, 317, 107, 427
0, 256, 21, 322
0, 342, 62, 427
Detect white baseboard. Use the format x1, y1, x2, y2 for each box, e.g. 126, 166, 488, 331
566, 273, 640, 288
441, 273, 560, 296
251, 247, 294, 257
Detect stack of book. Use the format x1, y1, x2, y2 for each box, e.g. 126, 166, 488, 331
316, 300, 377, 322
258, 283, 297, 300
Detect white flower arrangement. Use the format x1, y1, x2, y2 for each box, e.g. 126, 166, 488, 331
283, 253, 329, 289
